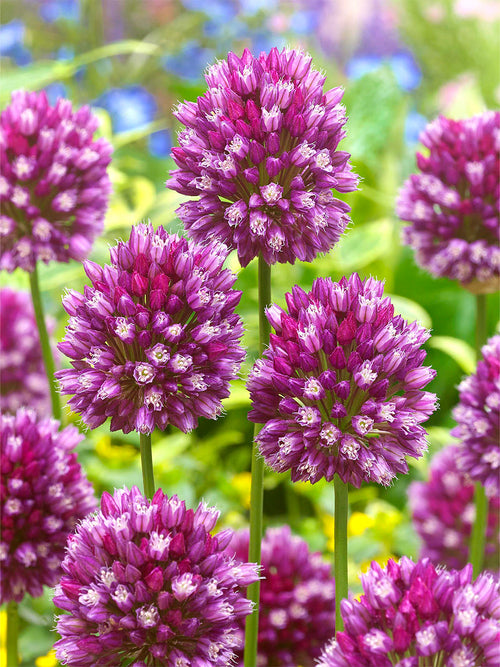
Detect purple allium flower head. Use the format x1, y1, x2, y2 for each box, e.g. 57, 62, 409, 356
0, 408, 96, 604
247, 273, 437, 486
397, 111, 500, 293
317, 557, 500, 667
54, 486, 259, 666
56, 223, 245, 434
0, 89, 112, 272
451, 334, 500, 496
224, 525, 335, 666
0, 287, 53, 415
168, 47, 358, 267
409, 444, 500, 572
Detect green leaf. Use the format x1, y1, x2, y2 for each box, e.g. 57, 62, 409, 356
428, 336, 476, 374
333, 218, 394, 271
387, 294, 432, 328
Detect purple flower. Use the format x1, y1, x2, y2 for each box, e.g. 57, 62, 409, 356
0, 287, 53, 415
56, 223, 245, 434
168, 47, 358, 267
397, 112, 500, 293
0, 90, 112, 272
451, 334, 500, 495
54, 486, 259, 666
409, 444, 500, 572
317, 557, 500, 667
247, 273, 437, 486
0, 408, 96, 604
225, 525, 335, 666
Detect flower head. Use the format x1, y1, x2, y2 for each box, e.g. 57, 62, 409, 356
225, 525, 335, 666
409, 444, 500, 571
168, 47, 358, 267
0, 287, 53, 415
248, 273, 437, 486
317, 557, 500, 667
397, 111, 500, 293
451, 334, 500, 495
56, 223, 245, 434
0, 89, 112, 272
0, 408, 96, 604
54, 486, 259, 666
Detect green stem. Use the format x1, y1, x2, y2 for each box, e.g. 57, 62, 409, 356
6, 600, 19, 667
469, 293, 488, 577
334, 474, 349, 633
244, 257, 271, 667
29, 264, 61, 422
140, 433, 155, 500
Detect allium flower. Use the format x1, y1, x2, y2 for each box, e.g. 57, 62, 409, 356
56, 223, 245, 434
54, 486, 259, 666
0, 408, 96, 603
397, 111, 500, 293
0, 89, 112, 272
451, 334, 500, 495
168, 47, 358, 267
247, 273, 437, 486
409, 444, 500, 571
225, 525, 335, 666
0, 287, 52, 415
317, 557, 500, 667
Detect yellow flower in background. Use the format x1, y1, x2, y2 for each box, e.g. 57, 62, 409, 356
0, 610, 6, 667
95, 435, 137, 464
231, 472, 252, 509
348, 511, 375, 536
35, 649, 58, 667
321, 513, 335, 551
360, 553, 397, 573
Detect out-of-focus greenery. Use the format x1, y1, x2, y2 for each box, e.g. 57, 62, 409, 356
0, 0, 499, 663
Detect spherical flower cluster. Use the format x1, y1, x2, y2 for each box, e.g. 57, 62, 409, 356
397, 111, 500, 293
168, 47, 358, 267
409, 444, 500, 571
317, 557, 500, 667
0, 287, 52, 415
247, 273, 437, 486
0, 89, 112, 272
54, 486, 259, 667
0, 408, 96, 603
225, 525, 335, 667
56, 223, 245, 434
451, 334, 500, 495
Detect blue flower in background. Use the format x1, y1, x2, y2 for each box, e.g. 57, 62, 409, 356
148, 130, 172, 159
404, 110, 428, 145
0, 19, 32, 65
180, 0, 237, 22
39, 0, 80, 22
346, 51, 422, 92
45, 82, 68, 105
163, 42, 215, 81
94, 86, 157, 134
289, 9, 319, 35
240, 0, 277, 12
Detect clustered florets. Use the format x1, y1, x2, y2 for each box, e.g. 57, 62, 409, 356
54, 486, 259, 667
397, 111, 500, 292
168, 47, 358, 266
0, 408, 96, 603
317, 557, 500, 667
225, 525, 335, 666
409, 444, 499, 572
248, 273, 437, 486
452, 334, 500, 496
56, 223, 245, 434
0, 89, 112, 272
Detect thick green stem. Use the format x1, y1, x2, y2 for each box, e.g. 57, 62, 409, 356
29, 264, 61, 422
244, 257, 271, 667
140, 433, 155, 500
6, 600, 19, 667
469, 294, 488, 576
334, 474, 349, 633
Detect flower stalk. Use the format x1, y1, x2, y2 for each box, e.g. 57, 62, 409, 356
334, 474, 348, 632
6, 601, 18, 667
139, 432, 155, 500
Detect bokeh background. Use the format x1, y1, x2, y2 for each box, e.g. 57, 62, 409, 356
1, 0, 499, 664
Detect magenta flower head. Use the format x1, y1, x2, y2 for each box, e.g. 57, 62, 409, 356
451, 334, 500, 496
247, 273, 437, 486
317, 557, 500, 667
409, 444, 500, 572
0, 287, 52, 415
224, 525, 335, 666
0, 89, 112, 272
56, 223, 245, 434
54, 486, 259, 666
0, 408, 96, 604
168, 47, 358, 267
397, 111, 500, 293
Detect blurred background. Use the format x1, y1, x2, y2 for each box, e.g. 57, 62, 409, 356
1, 0, 499, 663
